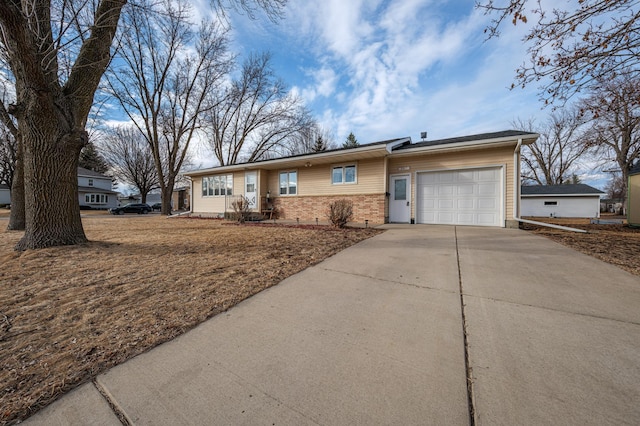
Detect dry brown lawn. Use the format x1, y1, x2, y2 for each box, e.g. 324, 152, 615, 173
0, 214, 381, 425
521, 216, 640, 276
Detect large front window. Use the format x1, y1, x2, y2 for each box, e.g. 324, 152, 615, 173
202, 175, 233, 197
332, 164, 357, 184
279, 171, 297, 195
85, 194, 108, 204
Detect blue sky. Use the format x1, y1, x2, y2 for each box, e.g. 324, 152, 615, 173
180, 0, 608, 189
224, 0, 543, 145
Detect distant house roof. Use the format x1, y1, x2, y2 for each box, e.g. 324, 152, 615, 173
630, 163, 640, 176
0, 184, 9, 190
78, 185, 118, 194
521, 184, 605, 196
77, 167, 111, 178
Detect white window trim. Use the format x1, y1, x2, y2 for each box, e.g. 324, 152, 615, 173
202, 174, 233, 197
85, 193, 109, 204
331, 163, 357, 185
279, 170, 298, 196
88, 179, 94, 187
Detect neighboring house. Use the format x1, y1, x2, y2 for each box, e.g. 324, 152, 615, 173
521, 184, 604, 218
0, 169, 117, 210
78, 167, 118, 210
185, 130, 539, 227
628, 164, 640, 227
600, 198, 624, 214
0, 184, 10, 205
172, 186, 190, 210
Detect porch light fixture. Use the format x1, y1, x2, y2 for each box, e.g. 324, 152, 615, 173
305, 161, 312, 167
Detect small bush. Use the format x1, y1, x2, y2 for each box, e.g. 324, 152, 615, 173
327, 199, 353, 228
231, 197, 252, 223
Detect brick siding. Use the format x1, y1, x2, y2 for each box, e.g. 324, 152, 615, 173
273, 194, 387, 224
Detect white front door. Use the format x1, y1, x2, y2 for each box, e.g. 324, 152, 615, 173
244, 171, 257, 209
389, 174, 411, 223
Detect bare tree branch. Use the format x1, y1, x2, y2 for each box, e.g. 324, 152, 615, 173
478, 0, 640, 104
512, 110, 589, 185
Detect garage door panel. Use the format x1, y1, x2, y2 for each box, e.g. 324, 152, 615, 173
457, 171, 475, 182
478, 169, 498, 180
437, 212, 455, 223
439, 185, 455, 195
439, 172, 455, 183
458, 184, 474, 195
478, 183, 498, 195
458, 199, 475, 209
416, 167, 502, 227
478, 198, 497, 209
438, 199, 454, 209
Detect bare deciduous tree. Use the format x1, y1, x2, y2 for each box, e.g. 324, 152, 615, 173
101, 126, 160, 203
0, 0, 126, 249
107, 0, 233, 214
284, 124, 337, 156
478, 0, 640, 104
205, 52, 315, 165
0, 0, 285, 249
513, 111, 588, 185
581, 74, 640, 212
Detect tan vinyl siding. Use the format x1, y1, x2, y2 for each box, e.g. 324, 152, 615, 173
268, 158, 386, 198
191, 174, 237, 214
388, 146, 515, 221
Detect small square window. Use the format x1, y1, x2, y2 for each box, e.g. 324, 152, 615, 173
280, 171, 297, 195
332, 164, 357, 185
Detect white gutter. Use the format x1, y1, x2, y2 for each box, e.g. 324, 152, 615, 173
511, 138, 588, 233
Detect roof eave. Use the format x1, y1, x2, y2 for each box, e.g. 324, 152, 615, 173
390, 137, 533, 157
185, 140, 410, 177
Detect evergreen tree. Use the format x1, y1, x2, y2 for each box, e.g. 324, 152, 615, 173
343, 132, 359, 148
312, 135, 327, 152
79, 142, 109, 174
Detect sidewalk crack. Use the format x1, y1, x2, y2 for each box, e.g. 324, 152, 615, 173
93, 379, 132, 426
456, 226, 476, 426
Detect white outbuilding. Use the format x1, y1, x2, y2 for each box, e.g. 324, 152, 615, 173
521, 184, 604, 218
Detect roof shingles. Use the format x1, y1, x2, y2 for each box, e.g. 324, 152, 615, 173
521, 184, 604, 195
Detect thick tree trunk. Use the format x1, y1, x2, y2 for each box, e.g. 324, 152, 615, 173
161, 183, 174, 215
15, 108, 88, 250
7, 135, 25, 230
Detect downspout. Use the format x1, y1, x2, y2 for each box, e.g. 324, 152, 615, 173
512, 138, 587, 233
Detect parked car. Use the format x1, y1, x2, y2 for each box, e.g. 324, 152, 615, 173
109, 203, 152, 215
151, 202, 162, 211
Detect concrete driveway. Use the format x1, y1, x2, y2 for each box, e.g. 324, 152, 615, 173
23, 226, 640, 425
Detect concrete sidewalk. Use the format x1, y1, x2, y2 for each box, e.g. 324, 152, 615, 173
22, 226, 640, 425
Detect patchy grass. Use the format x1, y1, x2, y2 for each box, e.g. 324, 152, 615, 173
0, 216, 381, 425
521, 216, 640, 276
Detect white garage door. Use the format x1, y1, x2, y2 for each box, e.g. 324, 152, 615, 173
416, 167, 503, 226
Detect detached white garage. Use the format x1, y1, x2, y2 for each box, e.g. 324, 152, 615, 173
416, 166, 504, 226
521, 184, 604, 218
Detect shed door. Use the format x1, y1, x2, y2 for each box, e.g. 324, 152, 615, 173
416, 167, 503, 226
